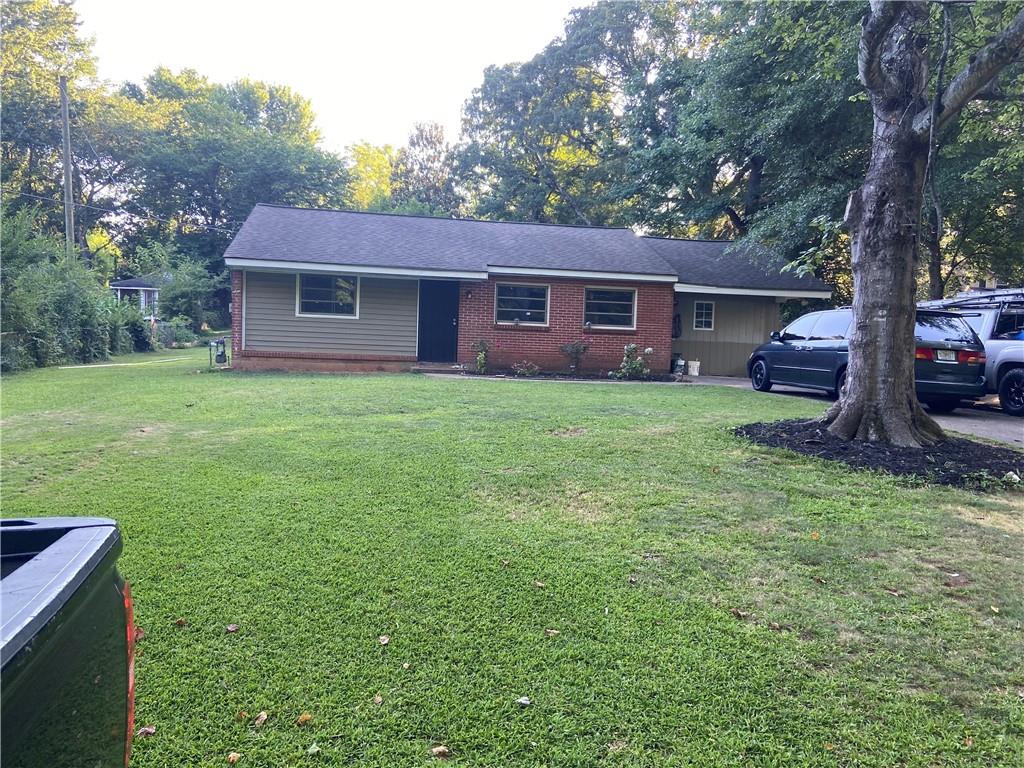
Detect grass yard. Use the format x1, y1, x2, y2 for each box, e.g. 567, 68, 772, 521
2, 348, 1022, 767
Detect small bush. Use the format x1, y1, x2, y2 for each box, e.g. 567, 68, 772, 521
559, 340, 588, 373
511, 360, 540, 377
472, 340, 491, 374
610, 344, 653, 380
157, 316, 198, 347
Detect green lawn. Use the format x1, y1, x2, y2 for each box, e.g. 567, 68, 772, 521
2, 349, 1022, 767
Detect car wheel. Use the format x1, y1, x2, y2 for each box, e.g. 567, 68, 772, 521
998, 368, 1024, 417
832, 369, 847, 400
923, 397, 960, 414
750, 359, 772, 392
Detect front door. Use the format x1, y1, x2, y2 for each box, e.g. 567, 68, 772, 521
418, 280, 460, 362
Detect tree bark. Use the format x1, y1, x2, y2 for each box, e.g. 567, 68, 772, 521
820, 1, 944, 447
820, 1, 1024, 447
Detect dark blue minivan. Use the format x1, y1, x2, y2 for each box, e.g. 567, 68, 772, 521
746, 308, 987, 412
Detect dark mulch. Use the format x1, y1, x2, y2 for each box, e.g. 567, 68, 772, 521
735, 419, 1023, 490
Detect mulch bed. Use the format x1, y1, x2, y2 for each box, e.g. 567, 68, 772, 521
735, 419, 1023, 490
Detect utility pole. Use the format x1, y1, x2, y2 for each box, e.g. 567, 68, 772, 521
59, 75, 75, 260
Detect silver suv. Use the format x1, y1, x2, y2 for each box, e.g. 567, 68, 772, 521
919, 289, 1024, 416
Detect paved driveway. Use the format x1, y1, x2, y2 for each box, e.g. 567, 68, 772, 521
691, 375, 1023, 447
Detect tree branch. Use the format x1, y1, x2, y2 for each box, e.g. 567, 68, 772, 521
858, 0, 906, 93
913, 6, 1024, 136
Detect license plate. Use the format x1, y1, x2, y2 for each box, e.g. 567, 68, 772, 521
935, 349, 956, 362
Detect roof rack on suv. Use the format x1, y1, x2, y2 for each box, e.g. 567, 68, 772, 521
918, 287, 1024, 310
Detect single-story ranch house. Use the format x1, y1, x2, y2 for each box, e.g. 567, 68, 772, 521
224, 205, 830, 376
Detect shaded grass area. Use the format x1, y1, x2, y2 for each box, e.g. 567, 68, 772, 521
2, 349, 1022, 767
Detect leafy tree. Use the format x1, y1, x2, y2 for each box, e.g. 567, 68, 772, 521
820, 1, 1024, 447
391, 123, 463, 216
344, 142, 398, 211
157, 259, 223, 332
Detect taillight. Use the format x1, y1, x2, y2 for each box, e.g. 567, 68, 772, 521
124, 581, 135, 767
914, 347, 933, 361
957, 349, 986, 365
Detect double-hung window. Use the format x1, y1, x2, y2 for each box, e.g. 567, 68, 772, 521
296, 274, 359, 317
583, 287, 636, 329
693, 301, 715, 330
494, 283, 549, 325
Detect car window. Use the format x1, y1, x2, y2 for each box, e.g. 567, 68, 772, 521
810, 310, 852, 340
994, 311, 1024, 339
914, 313, 978, 344
962, 313, 986, 337
781, 313, 818, 341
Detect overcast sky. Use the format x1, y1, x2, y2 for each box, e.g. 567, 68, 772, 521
75, 0, 584, 153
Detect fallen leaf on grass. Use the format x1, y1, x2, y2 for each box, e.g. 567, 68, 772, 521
730, 608, 750, 620
133, 626, 145, 642
533, 581, 545, 589
516, 696, 532, 707
378, 634, 390, 645
174, 618, 188, 627
373, 693, 383, 705
543, 628, 560, 637
963, 737, 973, 748
136, 725, 156, 737
990, 606, 1000, 614
812, 576, 827, 584
402, 662, 411, 670
824, 743, 835, 751
225, 624, 239, 633
884, 587, 905, 598
500, 559, 510, 566
253, 711, 268, 727
809, 531, 821, 541
227, 752, 241, 764
307, 743, 321, 755
430, 745, 452, 759
296, 712, 313, 726
235, 711, 248, 721
607, 739, 629, 754
768, 622, 782, 631
627, 574, 638, 584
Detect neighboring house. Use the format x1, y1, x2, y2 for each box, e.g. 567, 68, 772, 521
110, 277, 159, 320
223, 205, 830, 376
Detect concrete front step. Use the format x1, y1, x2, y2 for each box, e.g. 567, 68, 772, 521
412, 363, 466, 375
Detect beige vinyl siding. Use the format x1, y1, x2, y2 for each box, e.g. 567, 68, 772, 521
672, 294, 781, 376
243, 271, 418, 356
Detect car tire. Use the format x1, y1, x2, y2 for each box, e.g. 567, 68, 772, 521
832, 369, 847, 400
750, 359, 772, 392
923, 397, 960, 414
998, 368, 1024, 417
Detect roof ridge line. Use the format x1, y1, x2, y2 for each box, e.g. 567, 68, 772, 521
253, 203, 633, 232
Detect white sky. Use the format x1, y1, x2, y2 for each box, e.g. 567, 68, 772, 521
74, 0, 585, 153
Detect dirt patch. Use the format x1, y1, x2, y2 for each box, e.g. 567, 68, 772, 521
550, 426, 587, 438
735, 419, 1024, 490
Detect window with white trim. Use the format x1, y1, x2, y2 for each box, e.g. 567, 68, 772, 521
584, 287, 636, 329
494, 283, 549, 325
297, 274, 358, 317
693, 301, 715, 330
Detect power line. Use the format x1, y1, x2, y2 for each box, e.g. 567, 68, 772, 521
16, 192, 236, 234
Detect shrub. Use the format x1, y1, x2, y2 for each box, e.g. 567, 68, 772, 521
472, 340, 491, 374
511, 360, 540, 377
157, 316, 198, 347
157, 260, 222, 332
610, 344, 653, 380
559, 340, 589, 373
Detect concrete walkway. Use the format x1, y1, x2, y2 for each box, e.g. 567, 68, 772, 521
689, 375, 1023, 448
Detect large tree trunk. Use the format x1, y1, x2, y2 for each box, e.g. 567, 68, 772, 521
820, 1, 944, 447
820, 1, 1024, 447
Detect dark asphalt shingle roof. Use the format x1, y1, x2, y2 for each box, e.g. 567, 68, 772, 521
641, 236, 830, 292
224, 204, 830, 293
224, 204, 676, 277
110, 277, 158, 289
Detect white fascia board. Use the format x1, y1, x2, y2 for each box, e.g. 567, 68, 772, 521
674, 282, 832, 299
487, 266, 678, 283
224, 257, 486, 281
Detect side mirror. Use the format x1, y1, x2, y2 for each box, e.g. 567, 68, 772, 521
770, 330, 782, 342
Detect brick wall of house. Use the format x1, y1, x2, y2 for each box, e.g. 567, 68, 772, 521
457, 277, 674, 374
230, 270, 243, 358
